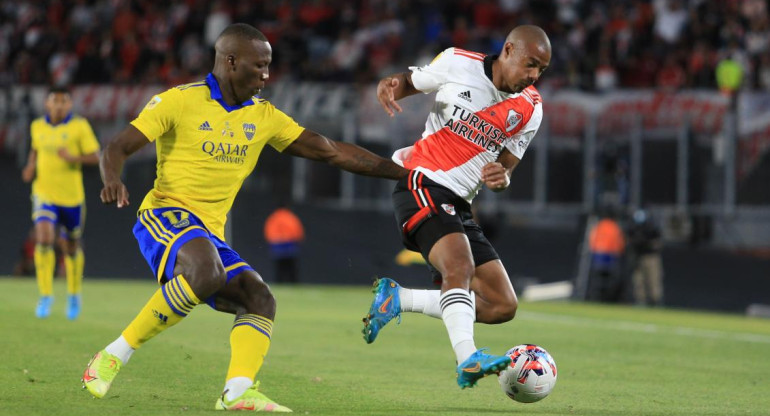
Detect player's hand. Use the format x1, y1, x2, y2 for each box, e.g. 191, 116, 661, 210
21, 165, 35, 182
377, 77, 403, 117
100, 179, 130, 208
481, 162, 510, 192
57, 148, 77, 163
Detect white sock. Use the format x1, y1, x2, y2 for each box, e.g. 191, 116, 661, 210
439, 288, 477, 363
224, 377, 253, 401
400, 288, 475, 320
105, 335, 135, 364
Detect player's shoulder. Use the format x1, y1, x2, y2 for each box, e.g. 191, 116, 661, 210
173, 80, 207, 92
428, 47, 486, 67
448, 47, 486, 63
520, 86, 543, 106
165, 80, 208, 100
70, 114, 91, 124
250, 96, 269, 106
31, 116, 47, 127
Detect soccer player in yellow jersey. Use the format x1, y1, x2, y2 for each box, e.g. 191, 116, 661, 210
22, 86, 100, 320
81, 24, 407, 412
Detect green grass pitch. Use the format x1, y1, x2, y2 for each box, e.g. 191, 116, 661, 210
1, 277, 769, 415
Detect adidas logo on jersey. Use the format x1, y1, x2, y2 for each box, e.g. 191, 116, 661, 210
198, 121, 213, 131
458, 90, 472, 101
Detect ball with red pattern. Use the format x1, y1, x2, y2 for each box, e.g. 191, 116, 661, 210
498, 344, 557, 403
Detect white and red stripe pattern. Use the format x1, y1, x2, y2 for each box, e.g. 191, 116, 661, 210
403, 170, 436, 234
453, 48, 484, 61
400, 47, 543, 203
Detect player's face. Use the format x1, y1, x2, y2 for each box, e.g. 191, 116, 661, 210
233, 40, 272, 101
499, 40, 550, 94
45, 92, 73, 122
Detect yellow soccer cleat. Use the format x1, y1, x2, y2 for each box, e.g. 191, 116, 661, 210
81, 349, 122, 398
215, 381, 292, 412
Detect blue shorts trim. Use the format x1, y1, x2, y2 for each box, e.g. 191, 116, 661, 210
32, 200, 85, 238
133, 207, 254, 308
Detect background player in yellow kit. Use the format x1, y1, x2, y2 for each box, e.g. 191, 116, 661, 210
22, 86, 100, 320
82, 24, 407, 412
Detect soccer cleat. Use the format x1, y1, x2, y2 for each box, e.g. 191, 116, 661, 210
214, 382, 292, 412
456, 348, 512, 389
82, 349, 123, 398
361, 277, 401, 344
67, 295, 81, 320
35, 296, 53, 319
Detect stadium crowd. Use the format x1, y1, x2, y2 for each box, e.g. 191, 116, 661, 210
2, 0, 769, 91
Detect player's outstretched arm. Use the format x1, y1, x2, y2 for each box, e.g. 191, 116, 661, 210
99, 125, 149, 208
482, 149, 520, 192
284, 130, 408, 180
377, 72, 419, 117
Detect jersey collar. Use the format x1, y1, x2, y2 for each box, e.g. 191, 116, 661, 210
483, 54, 518, 99
45, 112, 73, 126
483, 54, 497, 83
206, 73, 255, 112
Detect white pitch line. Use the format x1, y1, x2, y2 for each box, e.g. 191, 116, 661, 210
518, 311, 770, 344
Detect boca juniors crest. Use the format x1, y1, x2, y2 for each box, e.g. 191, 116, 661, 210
242, 123, 256, 140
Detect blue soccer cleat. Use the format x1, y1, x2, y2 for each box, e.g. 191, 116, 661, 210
362, 278, 401, 344
67, 294, 81, 320
36, 296, 53, 319
456, 348, 512, 389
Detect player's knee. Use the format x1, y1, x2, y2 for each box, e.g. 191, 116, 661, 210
63, 240, 79, 256
35, 234, 55, 246
441, 261, 475, 286
186, 263, 227, 298
495, 297, 518, 323
243, 279, 275, 315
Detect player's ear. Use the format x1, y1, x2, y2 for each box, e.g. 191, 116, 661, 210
503, 42, 514, 58
227, 55, 236, 69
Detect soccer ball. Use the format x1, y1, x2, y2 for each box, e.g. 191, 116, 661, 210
498, 344, 557, 403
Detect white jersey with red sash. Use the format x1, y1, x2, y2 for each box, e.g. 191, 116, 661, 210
393, 47, 543, 203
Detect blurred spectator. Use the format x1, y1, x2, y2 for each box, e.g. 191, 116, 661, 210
627, 209, 664, 306
588, 208, 627, 302
653, 0, 688, 45
0, 0, 767, 90
264, 205, 305, 284
657, 55, 686, 91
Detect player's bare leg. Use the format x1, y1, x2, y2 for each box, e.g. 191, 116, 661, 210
469, 260, 518, 324
212, 271, 291, 412
34, 220, 56, 318
429, 233, 511, 388
83, 238, 220, 398
369, 260, 517, 327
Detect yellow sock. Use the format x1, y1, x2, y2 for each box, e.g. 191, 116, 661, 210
65, 249, 84, 295
226, 314, 273, 380
122, 275, 200, 349
34, 244, 55, 296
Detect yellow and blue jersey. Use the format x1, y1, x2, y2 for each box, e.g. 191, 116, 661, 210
131, 73, 305, 240
30, 113, 100, 206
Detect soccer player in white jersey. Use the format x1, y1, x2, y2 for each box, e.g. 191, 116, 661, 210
362, 25, 551, 389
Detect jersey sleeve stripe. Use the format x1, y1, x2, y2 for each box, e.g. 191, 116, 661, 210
454, 48, 485, 58
454, 52, 483, 61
